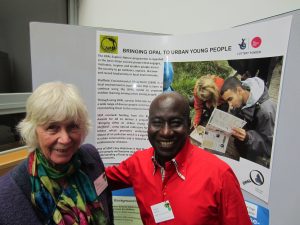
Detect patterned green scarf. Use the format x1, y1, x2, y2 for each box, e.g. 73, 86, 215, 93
28, 149, 108, 225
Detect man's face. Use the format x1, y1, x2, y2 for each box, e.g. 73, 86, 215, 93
148, 96, 189, 165
222, 88, 243, 110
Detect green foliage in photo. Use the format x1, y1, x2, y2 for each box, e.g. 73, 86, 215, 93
172, 60, 233, 98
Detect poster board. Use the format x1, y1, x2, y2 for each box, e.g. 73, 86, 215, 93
30, 10, 300, 225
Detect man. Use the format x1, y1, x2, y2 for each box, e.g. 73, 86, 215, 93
106, 92, 251, 225
220, 76, 276, 168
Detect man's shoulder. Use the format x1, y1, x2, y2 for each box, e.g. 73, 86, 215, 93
119, 147, 154, 167
255, 98, 277, 120
257, 88, 276, 109
260, 98, 276, 110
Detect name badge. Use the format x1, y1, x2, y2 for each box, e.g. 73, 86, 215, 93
94, 172, 108, 196
151, 200, 175, 223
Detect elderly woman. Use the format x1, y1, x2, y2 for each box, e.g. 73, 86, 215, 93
193, 74, 228, 127
0, 82, 113, 225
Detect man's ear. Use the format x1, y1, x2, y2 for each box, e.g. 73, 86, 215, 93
236, 86, 243, 94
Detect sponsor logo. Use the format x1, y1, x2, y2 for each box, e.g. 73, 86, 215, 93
238, 38, 247, 50
251, 37, 262, 48
250, 170, 264, 186
243, 170, 264, 186
236, 36, 262, 56
100, 35, 118, 54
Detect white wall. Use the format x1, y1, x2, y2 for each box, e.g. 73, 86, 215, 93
78, 0, 300, 34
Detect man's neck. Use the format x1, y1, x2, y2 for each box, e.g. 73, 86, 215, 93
155, 156, 166, 168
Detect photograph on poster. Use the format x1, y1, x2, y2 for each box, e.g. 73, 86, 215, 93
165, 56, 283, 169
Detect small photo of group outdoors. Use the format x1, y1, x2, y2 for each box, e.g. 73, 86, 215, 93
163, 56, 283, 168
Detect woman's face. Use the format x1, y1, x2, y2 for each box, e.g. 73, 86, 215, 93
36, 120, 83, 166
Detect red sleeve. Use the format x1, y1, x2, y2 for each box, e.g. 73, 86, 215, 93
193, 85, 204, 126
219, 168, 252, 225
105, 157, 133, 190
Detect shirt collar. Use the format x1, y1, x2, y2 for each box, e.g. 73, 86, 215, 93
152, 139, 192, 181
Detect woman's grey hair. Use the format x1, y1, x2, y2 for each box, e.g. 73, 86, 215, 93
17, 81, 91, 151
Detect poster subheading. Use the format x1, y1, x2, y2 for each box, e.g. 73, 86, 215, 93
112, 188, 143, 225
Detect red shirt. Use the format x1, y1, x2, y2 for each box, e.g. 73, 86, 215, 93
106, 140, 251, 225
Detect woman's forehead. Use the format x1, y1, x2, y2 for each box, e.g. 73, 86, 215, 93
40, 117, 78, 126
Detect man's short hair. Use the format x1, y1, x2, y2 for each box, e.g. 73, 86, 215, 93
220, 76, 242, 96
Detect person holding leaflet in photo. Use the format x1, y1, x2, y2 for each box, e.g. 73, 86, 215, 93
0, 82, 113, 225
221, 76, 276, 168
106, 91, 251, 225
